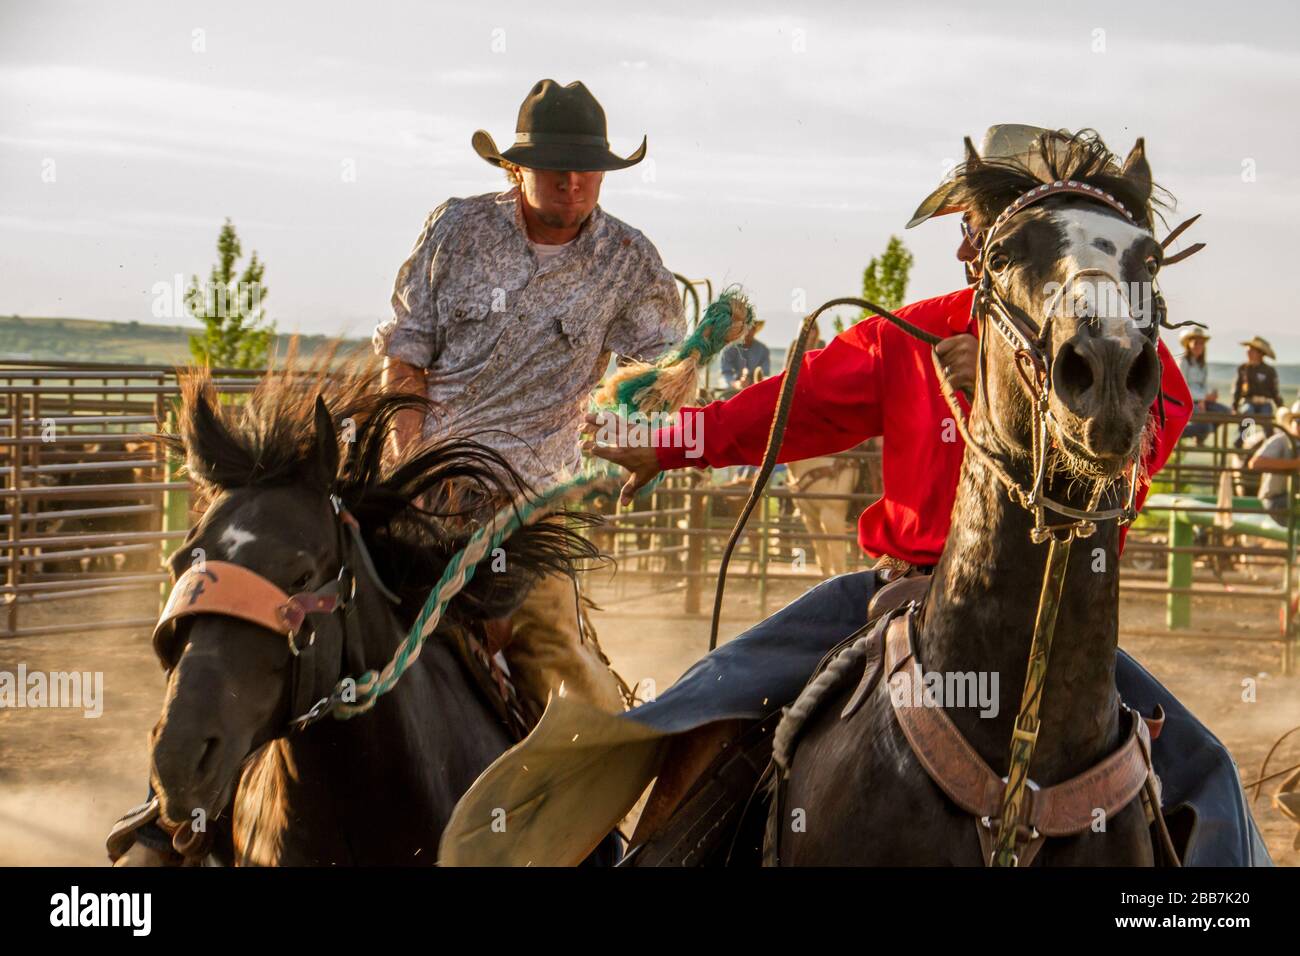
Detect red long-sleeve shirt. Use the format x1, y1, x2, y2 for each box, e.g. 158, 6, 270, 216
654, 287, 1192, 566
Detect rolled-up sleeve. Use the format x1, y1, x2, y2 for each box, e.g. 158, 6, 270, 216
603, 252, 685, 362
373, 203, 450, 368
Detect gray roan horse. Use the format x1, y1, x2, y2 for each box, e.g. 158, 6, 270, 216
773, 133, 1171, 865
148, 361, 595, 864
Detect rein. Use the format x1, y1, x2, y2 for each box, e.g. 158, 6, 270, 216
706, 298, 940, 652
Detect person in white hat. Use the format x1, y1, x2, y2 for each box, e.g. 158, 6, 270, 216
1246, 400, 1300, 524
1178, 328, 1229, 444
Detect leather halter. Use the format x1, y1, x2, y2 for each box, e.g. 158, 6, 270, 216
151, 495, 398, 735
881, 606, 1161, 865
155, 560, 344, 653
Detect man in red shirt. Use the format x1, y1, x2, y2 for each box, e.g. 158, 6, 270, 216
590, 225, 1187, 573
598, 282, 1188, 566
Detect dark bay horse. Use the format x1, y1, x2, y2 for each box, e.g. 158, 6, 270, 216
148, 361, 595, 864
774, 133, 1170, 865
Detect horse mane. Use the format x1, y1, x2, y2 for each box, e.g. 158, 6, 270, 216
168, 345, 600, 622
948, 129, 1171, 234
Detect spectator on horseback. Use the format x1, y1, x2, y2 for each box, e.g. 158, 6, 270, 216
372, 79, 685, 716
720, 319, 770, 393
1179, 328, 1229, 445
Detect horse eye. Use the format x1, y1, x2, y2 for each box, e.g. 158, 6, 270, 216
988, 251, 1011, 273
1145, 256, 1160, 277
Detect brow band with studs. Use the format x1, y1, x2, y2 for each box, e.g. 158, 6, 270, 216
986, 180, 1140, 245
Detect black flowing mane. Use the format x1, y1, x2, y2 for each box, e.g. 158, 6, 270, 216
948, 129, 1171, 233
168, 350, 599, 624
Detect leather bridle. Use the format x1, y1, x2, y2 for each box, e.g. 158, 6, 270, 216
955, 179, 1160, 543
153, 493, 400, 737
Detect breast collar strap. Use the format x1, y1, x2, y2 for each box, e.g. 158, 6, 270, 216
879, 606, 1169, 866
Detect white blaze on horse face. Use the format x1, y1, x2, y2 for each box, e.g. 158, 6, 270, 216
1048, 207, 1150, 346
219, 524, 258, 559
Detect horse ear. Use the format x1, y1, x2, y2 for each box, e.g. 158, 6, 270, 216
963, 136, 980, 166
312, 395, 340, 489
184, 392, 218, 476
1122, 137, 1152, 198
184, 390, 245, 481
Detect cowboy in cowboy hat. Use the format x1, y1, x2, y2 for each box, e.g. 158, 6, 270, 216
1178, 327, 1227, 444
373, 78, 684, 720
1232, 334, 1286, 446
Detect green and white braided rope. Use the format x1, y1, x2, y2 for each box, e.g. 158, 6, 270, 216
330, 288, 754, 720
334, 473, 608, 717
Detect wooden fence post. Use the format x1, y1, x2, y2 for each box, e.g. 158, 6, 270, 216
684, 487, 705, 614
1166, 507, 1192, 629
6, 388, 23, 636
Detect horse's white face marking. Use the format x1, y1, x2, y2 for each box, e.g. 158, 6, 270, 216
219, 525, 258, 558
1048, 207, 1151, 346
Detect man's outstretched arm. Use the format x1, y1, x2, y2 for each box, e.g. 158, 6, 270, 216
585, 328, 884, 504
586, 291, 979, 504
381, 356, 428, 460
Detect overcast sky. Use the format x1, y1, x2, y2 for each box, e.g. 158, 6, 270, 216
2, 0, 1297, 360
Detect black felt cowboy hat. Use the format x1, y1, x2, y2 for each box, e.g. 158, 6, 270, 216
472, 79, 647, 172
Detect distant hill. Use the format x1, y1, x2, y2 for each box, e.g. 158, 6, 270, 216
0, 316, 366, 367
5, 318, 1300, 406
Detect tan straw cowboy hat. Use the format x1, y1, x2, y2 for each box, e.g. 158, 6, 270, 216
1278, 400, 1300, 432
907, 124, 1076, 228
1239, 336, 1276, 360
1180, 328, 1210, 347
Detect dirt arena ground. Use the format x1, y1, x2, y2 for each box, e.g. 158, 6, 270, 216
2, 578, 1297, 866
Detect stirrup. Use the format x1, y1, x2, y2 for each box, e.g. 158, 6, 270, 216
105, 797, 182, 865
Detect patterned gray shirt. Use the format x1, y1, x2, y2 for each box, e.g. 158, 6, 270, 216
373, 187, 685, 487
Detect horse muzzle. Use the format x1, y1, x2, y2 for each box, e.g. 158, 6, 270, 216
1050, 333, 1158, 462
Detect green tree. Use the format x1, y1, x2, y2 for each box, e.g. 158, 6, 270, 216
833, 235, 915, 334
186, 219, 275, 368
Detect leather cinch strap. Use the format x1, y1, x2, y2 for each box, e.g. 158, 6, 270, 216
154, 560, 339, 646
882, 610, 1154, 842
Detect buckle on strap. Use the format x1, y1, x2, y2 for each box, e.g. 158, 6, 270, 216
981, 780, 1042, 867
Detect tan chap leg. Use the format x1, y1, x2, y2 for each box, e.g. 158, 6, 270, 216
503, 571, 626, 715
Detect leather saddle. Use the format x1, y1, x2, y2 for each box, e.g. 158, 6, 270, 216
626, 573, 930, 866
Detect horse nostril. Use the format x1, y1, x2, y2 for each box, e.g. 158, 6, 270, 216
194, 736, 221, 778
1126, 343, 1159, 400
1056, 341, 1094, 398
